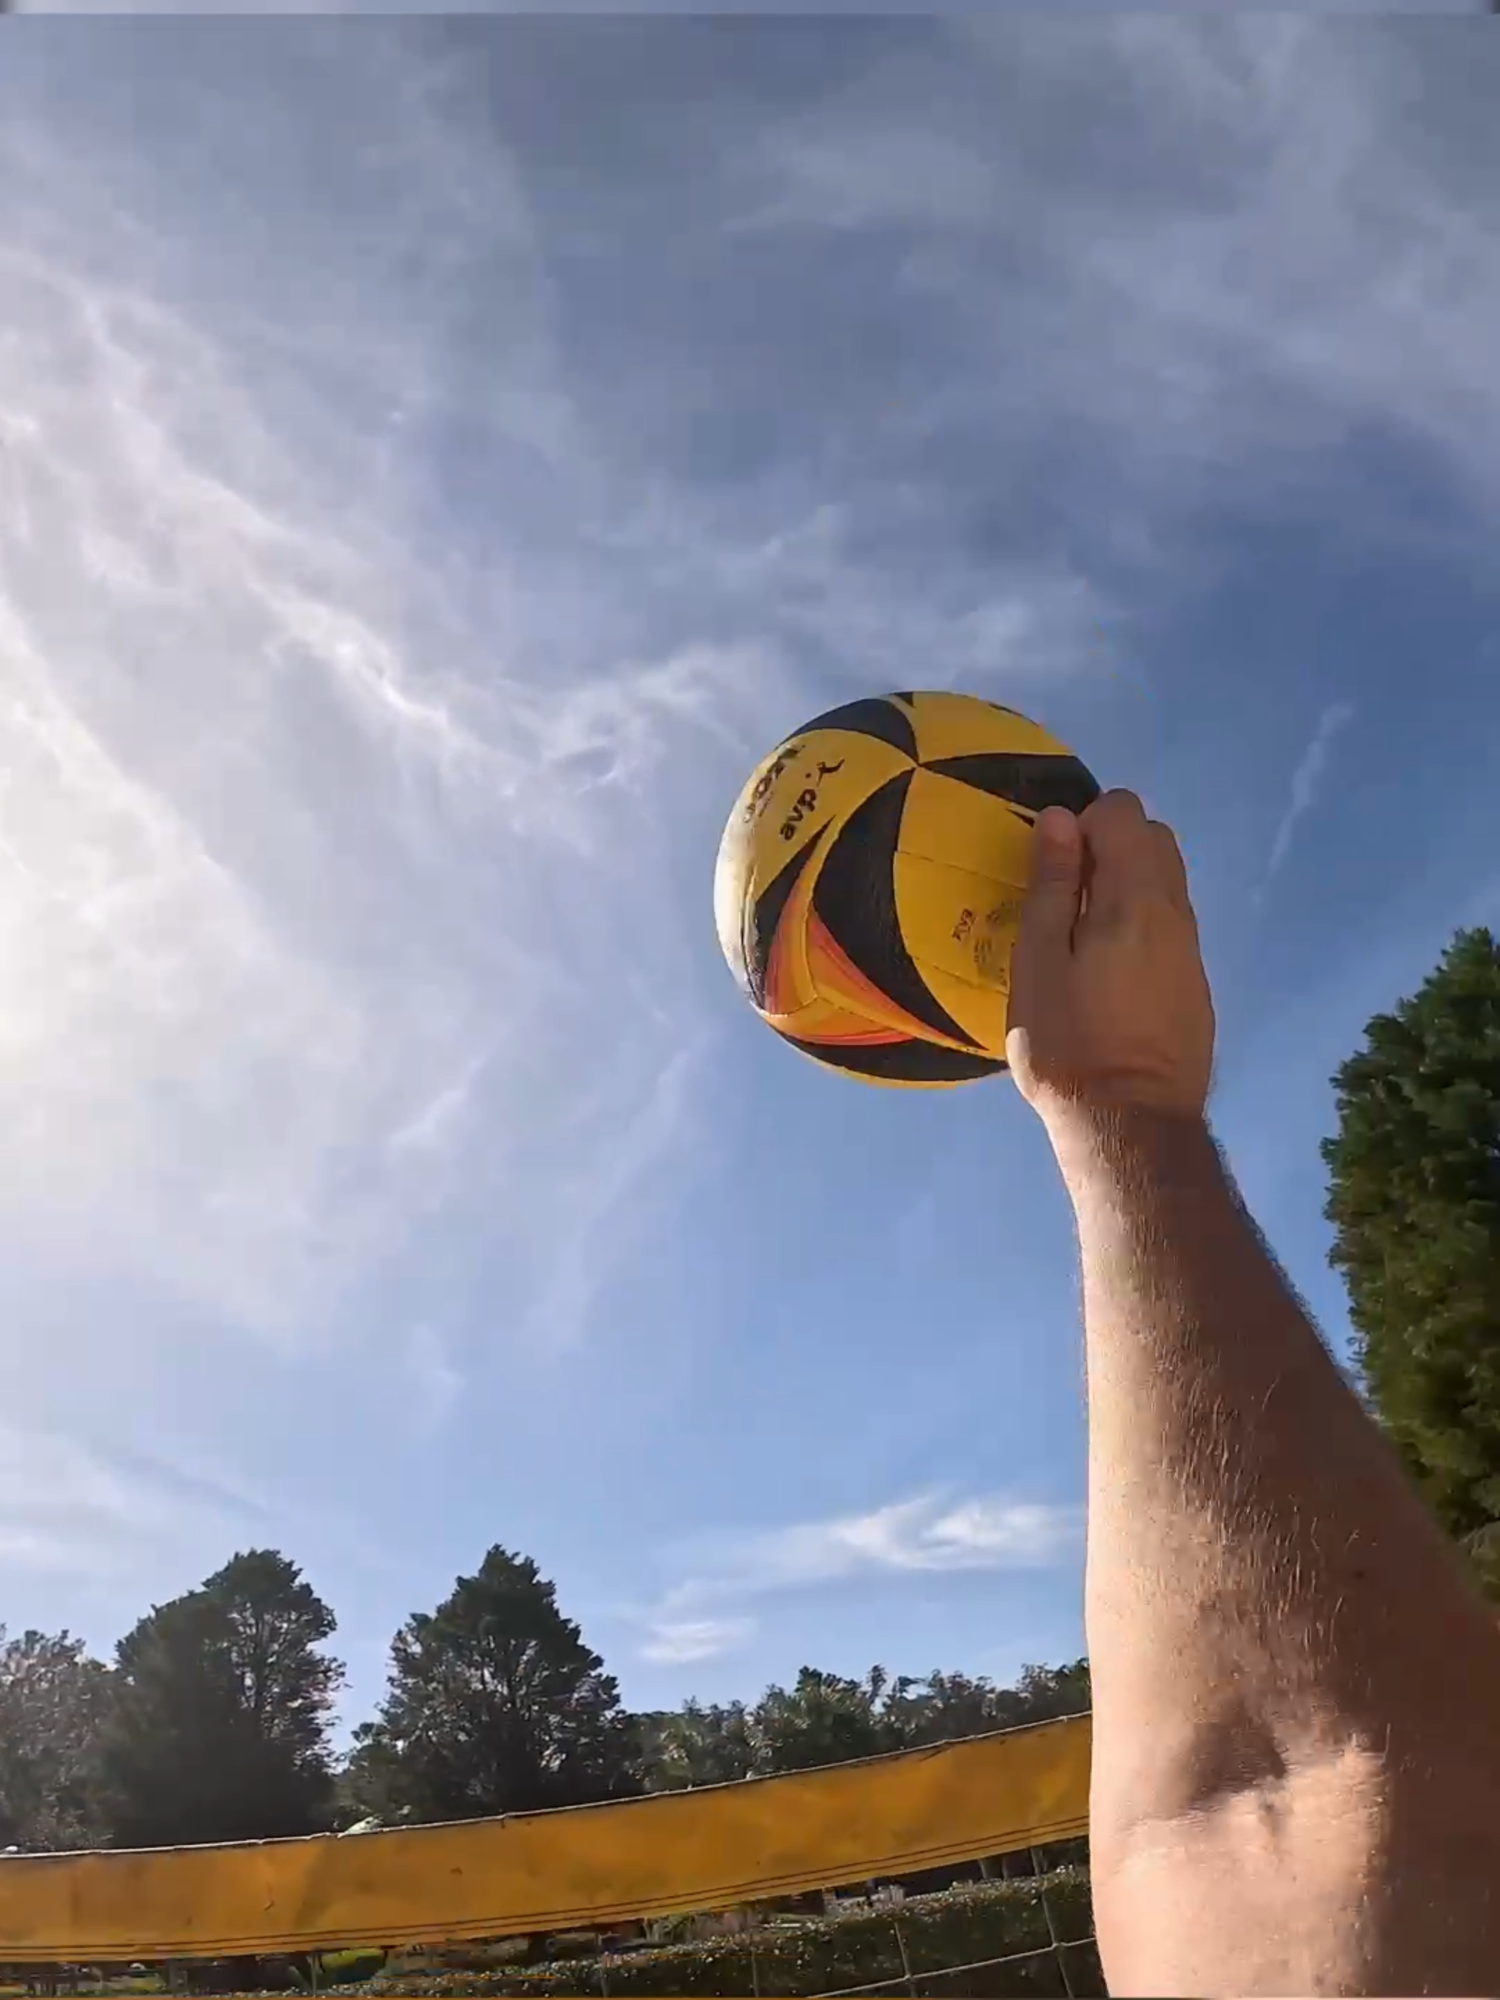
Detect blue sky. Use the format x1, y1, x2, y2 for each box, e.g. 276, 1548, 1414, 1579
1, 17, 1498, 1738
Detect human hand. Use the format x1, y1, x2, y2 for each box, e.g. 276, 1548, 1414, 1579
1005, 791, 1214, 1131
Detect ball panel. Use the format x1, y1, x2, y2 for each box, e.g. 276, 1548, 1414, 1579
779, 1026, 1007, 1086
812, 773, 983, 1052
897, 766, 1035, 894
762, 891, 803, 1018
725, 822, 827, 1007
716, 727, 910, 890
972, 902, 1025, 996
782, 1044, 947, 1091
907, 692, 1075, 765
925, 751, 1100, 817
797, 694, 918, 761
768, 990, 910, 1047
909, 954, 1007, 1057
801, 905, 952, 1047
715, 730, 908, 996
892, 849, 1020, 995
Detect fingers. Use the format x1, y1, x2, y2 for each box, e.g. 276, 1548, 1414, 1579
1018, 805, 1084, 965
1150, 821, 1194, 917
1081, 790, 1196, 922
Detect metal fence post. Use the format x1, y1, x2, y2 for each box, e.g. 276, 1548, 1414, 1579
1030, 1848, 1074, 1999
890, 1913, 916, 1999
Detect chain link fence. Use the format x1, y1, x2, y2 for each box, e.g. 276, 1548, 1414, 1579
808, 1852, 1100, 1999
367, 1850, 1104, 1999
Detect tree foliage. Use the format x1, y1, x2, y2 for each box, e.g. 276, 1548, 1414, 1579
642, 1658, 1091, 1792
347, 1547, 638, 1824
752, 1666, 894, 1773
1, 1533, 1089, 1850
888, 1659, 1091, 1746
1323, 926, 1500, 1591
99, 1549, 342, 1847
0, 1628, 111, 1851
641, 1698, 758, 1791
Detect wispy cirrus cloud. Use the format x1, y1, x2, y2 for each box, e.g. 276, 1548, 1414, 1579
3, 16, 1497, 1682
1267, 701, 1357, 880
640, 1617, 756, 1667
712, 1493, 1082, 1589
0, 31, 1106, 1359
0, 37, 784, 1353
637, 1492, 1081, 1659
742, 19, 1500, 553
0, 1423, 252, 1583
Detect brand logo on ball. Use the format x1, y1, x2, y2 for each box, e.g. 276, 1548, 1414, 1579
742, 741, 806, 825
778, 759, 844, 841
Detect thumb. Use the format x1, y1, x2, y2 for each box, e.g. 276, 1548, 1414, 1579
1020, 807, 1083, 953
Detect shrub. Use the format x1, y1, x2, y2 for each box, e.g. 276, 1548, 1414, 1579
318, 1951, 387, 1985
355, 1869, 1100, 1998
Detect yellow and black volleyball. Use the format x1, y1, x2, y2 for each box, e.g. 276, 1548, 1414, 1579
714, 691, 1100, 1087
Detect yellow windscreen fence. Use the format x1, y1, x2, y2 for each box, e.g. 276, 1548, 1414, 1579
0, 1715, 1090, 1964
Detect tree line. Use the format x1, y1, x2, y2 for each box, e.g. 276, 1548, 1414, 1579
5, 921, 1497, 1858
0, 1543, 1090, 1853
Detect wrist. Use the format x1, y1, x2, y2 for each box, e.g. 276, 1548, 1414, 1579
1037, 1099, 1219, 1196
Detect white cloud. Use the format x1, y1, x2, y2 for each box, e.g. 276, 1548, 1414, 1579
1267, 701, 1356, 878
0, 48, 776, 1347
742, 1493, 1081, 1583
0, 1423, 246, 1582
749, 21, 1500, 545
640, 1617, 755, 1666
601, 494, 1118, 700
648, 1492, 1081, 1643
0, 20, 1492, 1664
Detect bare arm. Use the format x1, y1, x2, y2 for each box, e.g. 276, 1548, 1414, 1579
1006, 793, 1500, 1998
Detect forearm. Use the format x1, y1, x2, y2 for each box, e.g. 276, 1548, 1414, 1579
1055, 1107, 1500, 1990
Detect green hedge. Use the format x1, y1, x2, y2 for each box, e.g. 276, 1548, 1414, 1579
359, 1869, 1102, 1998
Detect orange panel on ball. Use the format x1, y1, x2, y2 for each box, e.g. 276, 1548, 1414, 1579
802, 907, 972, 1052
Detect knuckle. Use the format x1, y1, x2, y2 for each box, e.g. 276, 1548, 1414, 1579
1089, 787, 1146, 820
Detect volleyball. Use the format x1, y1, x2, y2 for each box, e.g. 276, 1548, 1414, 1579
714, 692, 1100, 1087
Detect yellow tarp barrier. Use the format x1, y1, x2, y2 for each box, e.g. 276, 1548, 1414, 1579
0, 1714, 1090, 1963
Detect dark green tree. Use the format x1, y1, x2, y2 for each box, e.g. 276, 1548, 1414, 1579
347, 1547, 638, 1823
0, 1628, 111, 1850
1323, 926, 1500, 1593
100, 1550, 342, 1847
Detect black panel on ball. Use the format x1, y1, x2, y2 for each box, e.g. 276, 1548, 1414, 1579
785, 1032, 1007, 1084
924, 753, 1101, 816
744, 825, 827, 1008
811, 772, 981, 1051
794, 696, 918, 762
